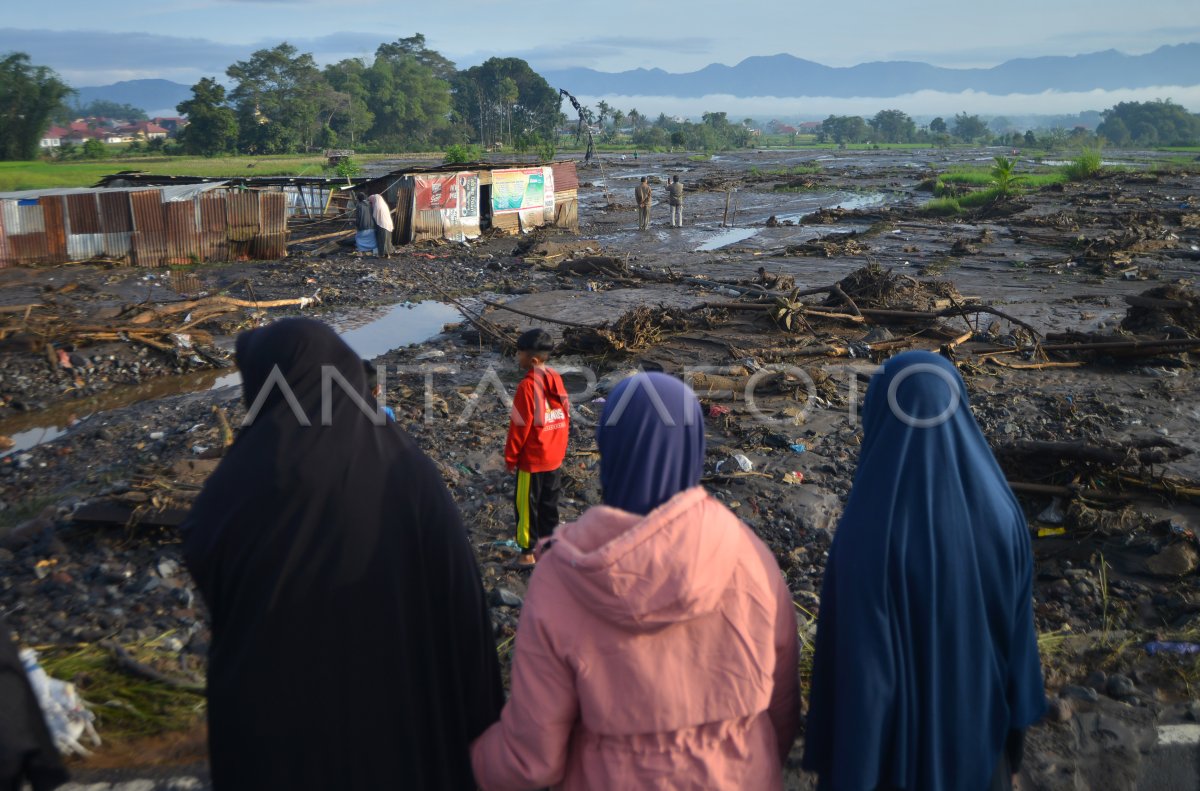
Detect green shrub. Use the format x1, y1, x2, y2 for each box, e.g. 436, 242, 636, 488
958, 187, 1001, 208
923, 197, 962, 216
1063, 148, 1102, 181
333, 156, 361, 182
989, 155, 1024, 198
443, 144, 483, 165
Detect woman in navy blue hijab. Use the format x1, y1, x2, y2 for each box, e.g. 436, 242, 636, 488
596, 371, 706, 514
803, 351, 1045, 791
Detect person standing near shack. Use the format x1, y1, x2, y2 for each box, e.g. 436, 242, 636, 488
353, 191, 375, 255
368, 193, 394, 258
668, 175, 684, 228
634, 177, 652, 230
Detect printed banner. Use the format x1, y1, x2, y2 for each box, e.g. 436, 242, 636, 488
458, 173, 480, 219
414, 175, 458, 211
492, 168, 545, 214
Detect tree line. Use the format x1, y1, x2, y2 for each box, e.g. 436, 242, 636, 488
3, 41, 1199, 162
175, 36, 564, 156
818, 103, 1200, 147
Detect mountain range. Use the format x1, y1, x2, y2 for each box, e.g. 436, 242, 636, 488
74, 79, 194, 115
72, 44, 1200, 115
542, 43, 1200, 97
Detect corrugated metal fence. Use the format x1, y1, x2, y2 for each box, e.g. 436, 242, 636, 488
0, 189, 288, 268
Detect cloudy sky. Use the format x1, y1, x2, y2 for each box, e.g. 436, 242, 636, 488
2, 0, 1197, 88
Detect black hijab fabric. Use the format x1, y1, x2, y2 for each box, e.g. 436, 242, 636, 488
0, 615, 68, 791
182, 318, 502, 790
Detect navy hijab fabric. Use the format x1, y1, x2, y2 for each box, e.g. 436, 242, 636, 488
597, 372, 705, 515
803, 351, 1045, 791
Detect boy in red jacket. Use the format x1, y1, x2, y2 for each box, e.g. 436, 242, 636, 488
505, 328, 570, 567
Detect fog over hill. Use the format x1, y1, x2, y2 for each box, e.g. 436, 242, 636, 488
70, 44, 1200, 119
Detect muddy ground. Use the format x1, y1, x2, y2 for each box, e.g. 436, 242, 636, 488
3, 148, 1200, 788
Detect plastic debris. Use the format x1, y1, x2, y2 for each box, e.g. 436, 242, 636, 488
782, 471, 804, 485
1037, 527, 1067, 538
1145, 641, 1200, 656
20, 648, 101, 756
789, 444, 806, 454
708, 404, 731, 418
1037, 498, 1067, 526
731, 454, 753, 472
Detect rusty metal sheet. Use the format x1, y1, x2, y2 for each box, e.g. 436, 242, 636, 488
412, 210, 448, 243
226, 192, 260, 260
65, 193, 105, 260
2, 200, 49, 264
66, 194, 101, 233
199, 195, 228, 261
164, 201, 200, 265
40, 197, 67, 261
550, 160, 579, 192
99, 191, 133, 262
130, 189, 167, 267
251, 192, 287, 259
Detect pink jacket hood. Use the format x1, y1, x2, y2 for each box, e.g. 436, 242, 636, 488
471, 486, 801, 791
547, 486, 739, 630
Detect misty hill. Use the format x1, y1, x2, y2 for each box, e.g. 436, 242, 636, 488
72, 79, 193, 114
543, 43, 1200, 97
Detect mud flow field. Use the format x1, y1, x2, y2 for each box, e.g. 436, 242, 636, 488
2, 148, 1200, 789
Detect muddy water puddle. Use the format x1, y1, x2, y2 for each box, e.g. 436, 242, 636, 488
0, 300, 462, 457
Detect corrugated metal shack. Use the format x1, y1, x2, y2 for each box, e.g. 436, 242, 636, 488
94, 172, 360, 221
0, 184, 289, 268
360, 160, 579, 246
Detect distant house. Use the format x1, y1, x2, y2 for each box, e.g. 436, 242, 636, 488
118, 121, 169, 141
775, 125, 797, 135
152, 117, 188, 137
798, 122, 822, 134
40, 126, 69, 148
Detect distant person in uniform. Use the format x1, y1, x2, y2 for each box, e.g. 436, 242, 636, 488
668, 175, 684, 228
368, 193, 394, 258
635, 177, 652, 231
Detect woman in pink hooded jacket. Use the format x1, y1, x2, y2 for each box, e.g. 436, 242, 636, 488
471, 372, 800, 790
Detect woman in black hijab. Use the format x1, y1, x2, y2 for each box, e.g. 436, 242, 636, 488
182, 318, 502, 790
1, 615, 68, 791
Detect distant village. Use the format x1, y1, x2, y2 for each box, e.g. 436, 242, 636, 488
38, 116, 189, 149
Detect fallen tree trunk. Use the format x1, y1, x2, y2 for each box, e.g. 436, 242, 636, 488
130, 294, 321, 325
997, 440, 1192, 467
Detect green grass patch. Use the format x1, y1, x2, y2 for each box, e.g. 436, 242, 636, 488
0, 153, 402, 192
687, 154, 712, 162
938, 167, 994, 186
958, 187, 1002, 208
934, 166, 1064, 196
1024, 172, 1067, 187
923, 197, 962, 216
772, 183, 825, 193
37, 640, 206, 742
1062, 148, 1103, 181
